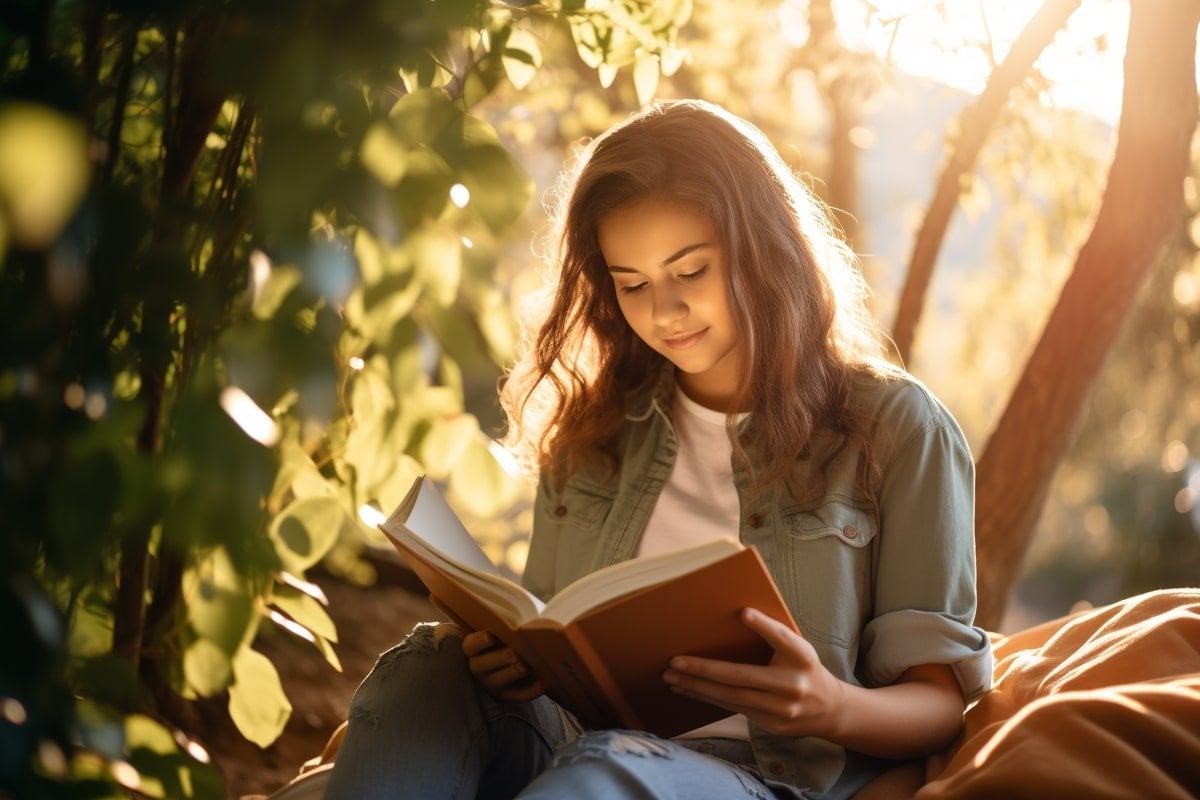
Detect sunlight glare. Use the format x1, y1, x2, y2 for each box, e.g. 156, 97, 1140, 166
173, 730, 212, 764
487, 438, 521, 477
278, 570, 330, 605
249, 249, 271, 303
1163, 440, 1190, 473
1, 697, 26, 725
219, 386, 280, 447
110, 759, 140, 790
358, 503, 386, 527
831, 0, 1135, 124
268, 608, 316, 642
778, 0, 810, 48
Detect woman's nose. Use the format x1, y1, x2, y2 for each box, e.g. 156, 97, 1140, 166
651, 284, 687, 328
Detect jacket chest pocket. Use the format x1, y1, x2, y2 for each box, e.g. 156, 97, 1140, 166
773, 501, 876, 649
537, 480, 618, 591
543, 481, 615, 530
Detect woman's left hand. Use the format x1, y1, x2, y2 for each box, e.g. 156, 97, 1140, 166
662, 607, 847, 739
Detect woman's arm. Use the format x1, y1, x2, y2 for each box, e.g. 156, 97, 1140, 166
663, 608, 965, 759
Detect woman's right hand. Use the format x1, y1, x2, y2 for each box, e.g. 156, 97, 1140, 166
461, 630, 546, 704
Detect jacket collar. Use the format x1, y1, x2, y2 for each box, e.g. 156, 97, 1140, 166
624, 361, 676, 423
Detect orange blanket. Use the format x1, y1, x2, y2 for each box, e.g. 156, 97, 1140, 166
917, 588, 1200, 799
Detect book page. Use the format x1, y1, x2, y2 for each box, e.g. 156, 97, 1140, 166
394, 533, 543, 625
396, 476, 506, 576
380, 476, 546, 625
538, 537, 742, 624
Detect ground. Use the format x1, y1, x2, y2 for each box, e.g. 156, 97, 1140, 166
207, 554, 438, 799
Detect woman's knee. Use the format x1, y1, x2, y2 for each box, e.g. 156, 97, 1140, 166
346, 622, 471, 728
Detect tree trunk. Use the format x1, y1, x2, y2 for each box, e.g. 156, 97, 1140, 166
890, 0, 1081, 364
804, 0, 861, 248
973, 0, 1200, 630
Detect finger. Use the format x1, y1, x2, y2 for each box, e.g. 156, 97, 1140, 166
478, 660, 533, 694
460, 630, 499, 658
738, 608, 817, 664
663, 670, 781, 717
666, 655, 775, 691
465, 647, 513, 681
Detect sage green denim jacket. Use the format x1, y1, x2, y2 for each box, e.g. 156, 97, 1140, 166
521, 364, 993, 799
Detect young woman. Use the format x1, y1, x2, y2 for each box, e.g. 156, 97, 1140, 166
324, 99, 993, 800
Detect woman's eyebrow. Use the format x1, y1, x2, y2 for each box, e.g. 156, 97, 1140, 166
606, 242, 712, 273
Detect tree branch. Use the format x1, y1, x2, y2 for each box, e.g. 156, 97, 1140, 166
889, 0, 1081, 364
100, 21, 140, 186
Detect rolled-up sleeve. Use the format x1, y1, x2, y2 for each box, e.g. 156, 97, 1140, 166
860, 415, 993, 702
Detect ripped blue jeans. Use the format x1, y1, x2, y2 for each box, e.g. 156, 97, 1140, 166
323, 622, 781, 800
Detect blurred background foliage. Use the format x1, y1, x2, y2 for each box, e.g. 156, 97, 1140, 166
0, 0, 690, 795
1, 0, 1197, 797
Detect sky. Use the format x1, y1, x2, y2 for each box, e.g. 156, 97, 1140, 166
787, 0, 1152, 126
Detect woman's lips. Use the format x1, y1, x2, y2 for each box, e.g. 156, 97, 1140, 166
662, 329, 706, 350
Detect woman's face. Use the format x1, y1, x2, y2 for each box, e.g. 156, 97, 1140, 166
597, 198, 744, 412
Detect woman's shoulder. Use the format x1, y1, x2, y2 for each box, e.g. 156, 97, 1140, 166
849, 360, 966, 444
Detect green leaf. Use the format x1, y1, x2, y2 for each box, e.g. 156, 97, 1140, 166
228, 647, 293, 748
251, 263, 303, 320
633, 54, 659, 106
387, 90, 532, 234
503, 28, 543, 90
420, 413, 480, 480
271, 586, 337, 643
448, 437, 522, 517
313, 634, 343, 673
455, 116, 533, 234
475, 287, 517, 364
183, 547, 256, 657
411, 225, 463, 306
123, 713, 224, 798
268, 496, 347, 573
67, 590, 114, 659
342, 363, 405, 496
0, 101, 91, 249
183, 637, 232, 696
360, 121, 409, 187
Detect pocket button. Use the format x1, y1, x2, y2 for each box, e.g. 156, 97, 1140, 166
842, 524, 857, 539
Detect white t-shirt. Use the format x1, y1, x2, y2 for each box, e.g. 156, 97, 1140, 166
636, 387, 742, 557
636, 386, 750, 740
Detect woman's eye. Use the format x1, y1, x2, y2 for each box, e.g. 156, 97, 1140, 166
678, 264, 709, 281
618, 282, 647, 296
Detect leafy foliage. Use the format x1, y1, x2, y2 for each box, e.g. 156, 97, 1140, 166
0, 0, 690, 796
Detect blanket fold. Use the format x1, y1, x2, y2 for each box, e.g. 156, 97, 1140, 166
917, 588, 1200, 799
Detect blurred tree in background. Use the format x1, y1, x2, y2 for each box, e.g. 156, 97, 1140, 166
0, 0, 689, 796
3, 0, 1199, 796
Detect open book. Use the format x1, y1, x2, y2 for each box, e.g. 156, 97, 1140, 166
379, 475, 799, 738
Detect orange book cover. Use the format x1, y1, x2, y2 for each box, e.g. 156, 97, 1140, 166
379, 476, 798, 738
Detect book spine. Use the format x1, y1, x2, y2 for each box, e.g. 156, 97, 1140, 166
558, 624, 646, 732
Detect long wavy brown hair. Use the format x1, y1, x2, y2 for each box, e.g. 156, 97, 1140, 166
501, 99, 891, 493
